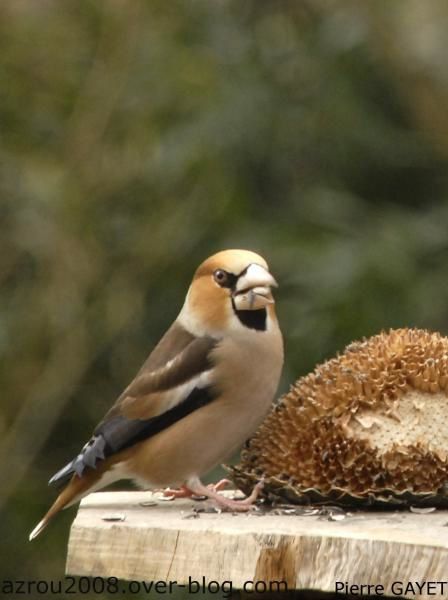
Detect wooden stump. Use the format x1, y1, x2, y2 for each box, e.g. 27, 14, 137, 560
66, 491, 448, 599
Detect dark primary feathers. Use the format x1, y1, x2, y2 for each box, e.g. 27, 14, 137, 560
49, 326, 218, 487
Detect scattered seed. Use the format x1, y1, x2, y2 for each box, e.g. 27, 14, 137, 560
409, 506, 436, 514
191, 494, 207, 501
327, 513, 346, 521
102, 514, 126, 522
182, 511, 200, 520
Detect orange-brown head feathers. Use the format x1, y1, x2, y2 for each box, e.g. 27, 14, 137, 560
179, 250, 278, 336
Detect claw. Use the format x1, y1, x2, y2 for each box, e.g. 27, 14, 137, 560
186, 478, 264, 512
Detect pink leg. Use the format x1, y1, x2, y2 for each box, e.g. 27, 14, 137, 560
210, 478, 232, 492
162, 478, 232, 498
162, 484, 195, 498
186, 476, 264, 512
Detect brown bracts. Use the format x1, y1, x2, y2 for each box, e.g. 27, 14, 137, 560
231, 328, 448, 508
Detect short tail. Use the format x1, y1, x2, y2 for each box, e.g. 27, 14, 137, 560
29, 492, 70, 541
29, 517, 51, 541
29, 470, 97, 541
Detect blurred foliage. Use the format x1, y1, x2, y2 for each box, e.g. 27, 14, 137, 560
1, 0, 448, 597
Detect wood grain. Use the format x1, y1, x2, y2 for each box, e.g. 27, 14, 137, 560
66, 491, 448, 598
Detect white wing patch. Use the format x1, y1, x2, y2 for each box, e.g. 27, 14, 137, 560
159, 369, 213, 415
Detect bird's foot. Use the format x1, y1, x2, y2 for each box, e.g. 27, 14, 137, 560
209, 478, 233, 493
161, 478, 232, 499
186, 477, 264, 512
161, 484, 195, 499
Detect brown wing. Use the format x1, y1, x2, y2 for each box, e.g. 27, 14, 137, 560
103, 324, 216, 421
49, 322, 218, 486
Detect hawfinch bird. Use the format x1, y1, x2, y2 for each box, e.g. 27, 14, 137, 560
30, 249, 283, 540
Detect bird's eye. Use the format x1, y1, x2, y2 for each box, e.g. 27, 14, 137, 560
213, 269, 229, 286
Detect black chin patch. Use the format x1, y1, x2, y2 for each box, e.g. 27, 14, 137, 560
233, 306, 267, 331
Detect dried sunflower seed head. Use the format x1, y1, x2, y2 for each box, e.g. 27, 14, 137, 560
233, 328, 448, 508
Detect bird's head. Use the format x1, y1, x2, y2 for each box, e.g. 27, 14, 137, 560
179, 249, 279, 336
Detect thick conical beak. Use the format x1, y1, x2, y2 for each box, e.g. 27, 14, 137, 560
233, 263, 278, 311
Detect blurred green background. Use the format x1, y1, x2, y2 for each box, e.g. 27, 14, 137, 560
1, 0, 448, 597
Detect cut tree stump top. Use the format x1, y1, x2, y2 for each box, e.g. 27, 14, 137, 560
66, 491, 448, 598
